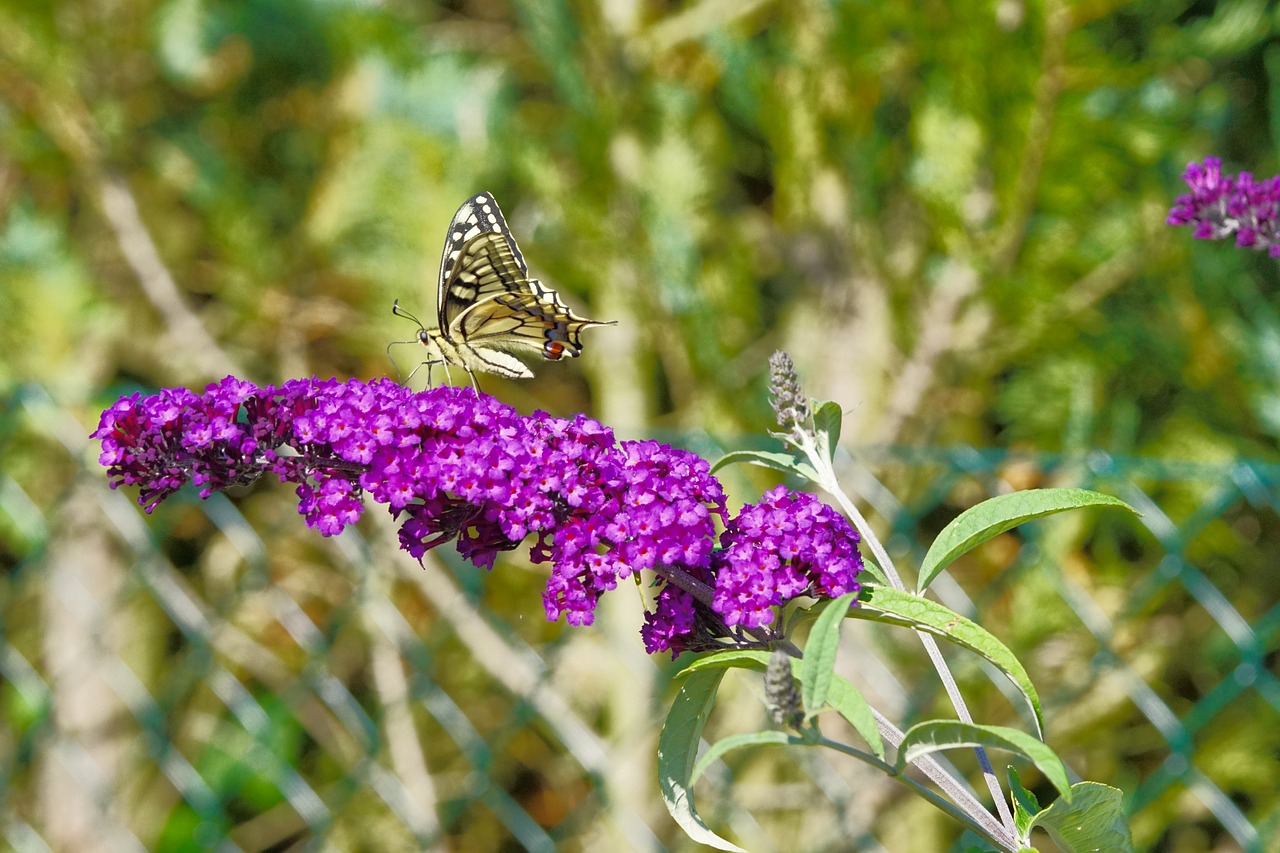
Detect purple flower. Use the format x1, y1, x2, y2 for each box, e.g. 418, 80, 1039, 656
634, 475, 864, 658
710, 485, 863, 629
1168, 157, 1280, 257
94, 377, 863, 654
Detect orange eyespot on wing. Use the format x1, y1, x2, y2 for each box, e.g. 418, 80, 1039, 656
396, 192, 615, 384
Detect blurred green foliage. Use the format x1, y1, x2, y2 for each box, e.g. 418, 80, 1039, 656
2, 0, 1280, 850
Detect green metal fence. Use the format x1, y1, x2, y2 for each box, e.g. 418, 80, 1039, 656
2, 382, 1277, 851
844, 446, 1280, 852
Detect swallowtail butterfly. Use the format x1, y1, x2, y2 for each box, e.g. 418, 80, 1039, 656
392, 192, 614, 387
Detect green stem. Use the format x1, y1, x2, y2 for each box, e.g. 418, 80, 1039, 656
796, 432, 1017, 834
816, 729, 1018, 850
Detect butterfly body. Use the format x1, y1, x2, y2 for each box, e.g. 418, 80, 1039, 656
415, 325, 534, 381
395, 193, 613, 387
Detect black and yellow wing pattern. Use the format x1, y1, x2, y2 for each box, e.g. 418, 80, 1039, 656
395, 192, 613, 385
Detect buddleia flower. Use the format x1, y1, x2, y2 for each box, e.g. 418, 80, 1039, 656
1168, 157, 1280, 256
768, 350, 813, 442
95, 377, 863, 655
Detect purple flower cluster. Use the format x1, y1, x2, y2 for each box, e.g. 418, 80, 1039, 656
712, 486, 864, 630
637, 486, 865, 656
1168, 157, 1280, 256
539, 438, 726, 631
94, 376, 864, 654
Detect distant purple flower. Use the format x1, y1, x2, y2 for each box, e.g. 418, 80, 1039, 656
94, 377, 863, 654
1168, 157, 1280, 256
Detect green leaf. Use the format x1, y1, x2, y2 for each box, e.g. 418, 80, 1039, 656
917, 488, 1139, 592
658, 669, 746, 852
858, 557, 889, 586
1007, 765, 1041, 839
812, 400, 843, 461
676, 649, 771, 677
825, 674, 885, 760
710, 449, 819, 482
854, 585, 1045, 738
691, 731, 799, 784
800, 592, 856, 715
897, 721, 1071, 802
676, 648, 884, 759
1029, 782, 1132, 852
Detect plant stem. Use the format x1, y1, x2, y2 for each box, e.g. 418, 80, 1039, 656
654, 564, 803, 657
867, 711, 1021, 851
799, 433, 1017, 833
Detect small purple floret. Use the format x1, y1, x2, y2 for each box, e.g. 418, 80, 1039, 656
93, 377, 864, 654
710, 485, 863, 630
1169, 157, 1280, 257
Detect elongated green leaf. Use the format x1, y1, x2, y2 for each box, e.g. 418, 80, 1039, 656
1030, 782, 1132, 852
691, 731, 798, 784
858, 557, 889, 586
897, 721, 1071, 802
825, 674, 885, 760
676, 648, 884, 759
658, 669, 745, 852
853, 586, 1044, 737
680, 648, 768, 676
801, 593, 856, 714
677, 649, 771, 677
710, 449, 819, 482
917, 488, 1139, 592
1007, 765, 1040, 839
812, 400, 843, 461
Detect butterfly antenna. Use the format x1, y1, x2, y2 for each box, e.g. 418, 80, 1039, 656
389, 301, 425, 383
391, 299, 426, 329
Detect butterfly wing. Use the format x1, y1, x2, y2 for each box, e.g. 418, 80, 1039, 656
437, 192, 529, 330
439, 231, 533, 336
453, 283, 615, 361
417, 191, 613, 381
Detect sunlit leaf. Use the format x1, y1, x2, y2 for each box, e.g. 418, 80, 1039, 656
658, 669, 745, 852
800, 592, 856, 714
710, 449, 819, 482
897, 721, 1071, 802
691, 731, 798, 784
1007, 765, 1040, 839
812, 400, 843, 462
853, 586, 1044, 738
677, 647, 883, 759
825, 674, 884, 760
1030, 782, 1132, 852
917, 488, 1138, 592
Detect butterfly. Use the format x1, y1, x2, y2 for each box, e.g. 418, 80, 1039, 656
392, 192, 614, 388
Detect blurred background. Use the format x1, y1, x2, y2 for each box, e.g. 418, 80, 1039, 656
1, 0, 1278, 850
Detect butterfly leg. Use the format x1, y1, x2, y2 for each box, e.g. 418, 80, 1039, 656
463, 365, 482, 394
403, 356, 437, 387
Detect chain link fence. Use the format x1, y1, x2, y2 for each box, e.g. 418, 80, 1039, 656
2, 382, 1277, 851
